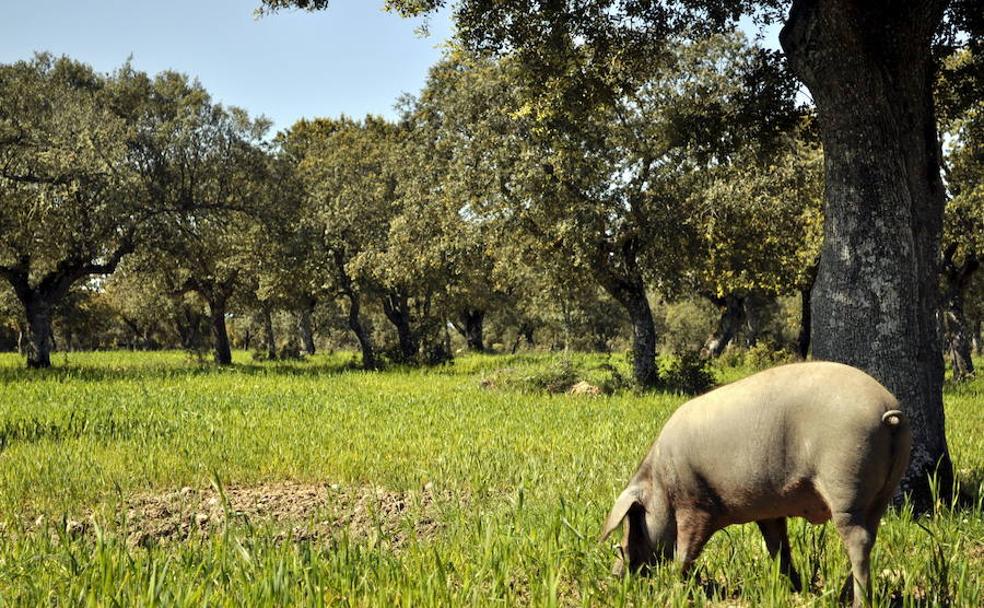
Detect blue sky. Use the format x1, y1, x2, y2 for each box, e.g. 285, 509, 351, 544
1, 2, 780, 135
0, 0, 454, 133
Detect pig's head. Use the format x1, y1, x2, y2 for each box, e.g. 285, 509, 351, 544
600, 478, 675, 576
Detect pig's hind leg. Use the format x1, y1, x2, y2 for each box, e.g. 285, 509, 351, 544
832, 511, 876, 608
756, 518, 803, 592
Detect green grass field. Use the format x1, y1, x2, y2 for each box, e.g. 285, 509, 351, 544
0, 351, 981, 606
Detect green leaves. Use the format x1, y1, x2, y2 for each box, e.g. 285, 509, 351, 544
0, 55, 132, 283
688, 125, 823, 299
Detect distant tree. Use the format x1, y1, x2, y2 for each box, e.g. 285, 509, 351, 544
101, 264, 209, 351
691, 125, 823, 358
349, 129, 456, 364
268, 127, 344, 356
938, 49, 983, 380
0, 55, 139, 368
115, 70, 272, 365
407, 34, 796, 386
285, 117, 404, 370
445, 227, 503, 354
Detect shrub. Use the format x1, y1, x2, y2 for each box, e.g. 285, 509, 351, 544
528, 356, 580, 393
277, 342, 304, 361
659, 351, 715, 395
598, 362, 633, 394
716, 346, 745, 368
744, 340, 797, 369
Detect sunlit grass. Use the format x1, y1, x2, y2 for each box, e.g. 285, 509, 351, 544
0, 351, 980, 606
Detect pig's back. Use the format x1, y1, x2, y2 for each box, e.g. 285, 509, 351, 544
652, 362, 898, 522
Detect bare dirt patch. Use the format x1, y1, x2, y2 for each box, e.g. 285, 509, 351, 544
97, 481, 455, 548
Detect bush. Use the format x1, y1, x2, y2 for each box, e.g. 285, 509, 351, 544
277, 342, 304, 361
597, 361, 633, 394
716, 345, 745, 368
478, 356, 583, 394
744, 340, 797, 369
659, 351, 715, 395
250, 349, 273, 362
528, 357, 580, 393
476, 354, 639, 395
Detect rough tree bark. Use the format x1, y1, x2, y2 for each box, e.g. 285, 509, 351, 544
182, 275, 237, 366
796, 286, 812, 359
510, 322, 536, 354
24, 296, 54, 369
972, 319, 981, 355
331, 250, 376, 370
742, 294, 766, 348
598, 271, 658, 388
176, 305, 205, 351
703, 294, 743, 358
522, 323, 535, 349
781, 0, 953, 508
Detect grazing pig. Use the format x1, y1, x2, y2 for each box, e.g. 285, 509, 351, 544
601, 361, 911, 607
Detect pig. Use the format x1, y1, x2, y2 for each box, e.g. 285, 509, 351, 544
600, 361, 911, 607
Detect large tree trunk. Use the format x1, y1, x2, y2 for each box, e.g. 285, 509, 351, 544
24, 296, 53, 369
207, 299, 233, 365
382, 291, 418, 363
601, 274, 658, 388
781, 0, 952, 509
703, 294, 743, 358
345, 292, 377, 370
297, 298, 317, 355
456, 309, 486, 352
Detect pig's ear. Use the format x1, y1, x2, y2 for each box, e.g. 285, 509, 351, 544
600, 485, 643, 542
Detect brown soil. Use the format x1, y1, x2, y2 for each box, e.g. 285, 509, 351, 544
87, 481, 454, 548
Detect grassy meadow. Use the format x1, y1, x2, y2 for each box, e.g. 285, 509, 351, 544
0, 350, 981, 606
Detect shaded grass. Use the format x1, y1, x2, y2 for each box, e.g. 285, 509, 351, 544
0, 351, 981, 606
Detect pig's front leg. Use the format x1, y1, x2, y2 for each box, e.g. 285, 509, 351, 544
673, 507, 715, 577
